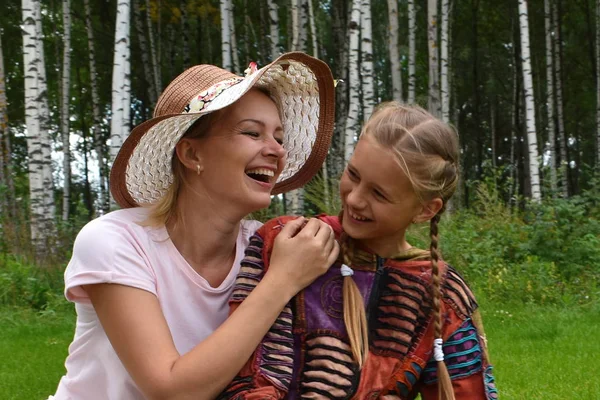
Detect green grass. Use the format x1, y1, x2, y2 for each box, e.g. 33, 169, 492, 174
0, 301, 599, 399
0, 306, 75, 399
483, 301, 600, 399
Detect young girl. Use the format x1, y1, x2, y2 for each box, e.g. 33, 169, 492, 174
220, 103, 498, 399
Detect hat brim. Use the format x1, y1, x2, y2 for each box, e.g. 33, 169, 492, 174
110, 52, 335, 209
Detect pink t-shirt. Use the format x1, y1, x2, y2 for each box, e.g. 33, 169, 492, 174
50, 208, 262, 400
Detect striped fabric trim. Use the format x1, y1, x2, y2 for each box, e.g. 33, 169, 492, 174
300, 334, 360, 399
258, 304, 295, 390
369, 268, 432, 358
422, 319, 483, 384
231, 233, 266, 303
443, 266, 478, 319
484, 366, 499, 399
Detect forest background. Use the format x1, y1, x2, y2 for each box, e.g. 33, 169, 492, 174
0, 0, 599, 398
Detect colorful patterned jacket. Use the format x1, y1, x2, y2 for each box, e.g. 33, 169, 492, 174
219, 215, 498, 400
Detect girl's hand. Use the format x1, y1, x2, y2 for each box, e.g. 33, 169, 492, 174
265, 217, 340, 298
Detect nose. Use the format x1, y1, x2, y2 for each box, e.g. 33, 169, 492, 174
346, 185, 366, 209
263, 136, 287, 160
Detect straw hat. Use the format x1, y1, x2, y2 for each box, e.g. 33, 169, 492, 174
110, 52, 335, 209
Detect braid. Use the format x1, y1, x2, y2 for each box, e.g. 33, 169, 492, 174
341, 235, 369, 368
430, 213, 455, 400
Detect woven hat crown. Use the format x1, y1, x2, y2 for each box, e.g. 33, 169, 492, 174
153, 65, 238, 117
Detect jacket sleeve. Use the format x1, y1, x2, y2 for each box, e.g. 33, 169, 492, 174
217, 220, 295, 400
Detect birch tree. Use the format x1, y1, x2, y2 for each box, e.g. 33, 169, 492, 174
544, 0, 557, 195
308, 0, 318, 57
344, 0, 362, 163
84, 0, 109, 213
110, 0, 132, 168
291, 0, 300, 50
440, 0, 450, 123
267, 0, 280, 58
387, 0, 402, 102
220, 0, 232, 70
408, 0, 416, 104
22, 0, 55, 251
360, 0, 375, 120
34, 0, 55, 222
427, 0, 441, 118
518, 0, 541, 201
299, 0, 309, 52
61, 0, 72, 221
553, 2, 568, 197
229, 2, 240, 73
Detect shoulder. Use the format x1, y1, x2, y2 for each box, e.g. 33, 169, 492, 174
441, 264, 479, 320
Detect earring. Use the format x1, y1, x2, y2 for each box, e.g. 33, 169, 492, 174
196, 164, 201, 176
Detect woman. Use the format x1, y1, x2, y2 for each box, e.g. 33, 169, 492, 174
51, 52, 338, 400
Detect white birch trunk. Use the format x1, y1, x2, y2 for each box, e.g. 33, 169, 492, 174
308, 0, 318, 58
145, 0, 161, 92
229, 2, 240, 73
544, 0, 557, 195
427, 0, 441, 118
360, 0, 375, 120
133, 0, 157, 104
110, 0, 131, 168
84, 0, 109, 213
299, 0, 309, 51
408, 0, 416, 104
61, 0, 72, 221
387, 0, 402, 102
518, 0, 541, 201
267, 0, 280, 58
440, 0, 450, 123
220, 0, 232, 70
23, 0, 55, 250
553, 2, 568, 197
344, 0, 362, 163
291, 0, 300, 51
34, 0, 56, 222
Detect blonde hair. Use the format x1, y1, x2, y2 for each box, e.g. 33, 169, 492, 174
342, 103, 459, 399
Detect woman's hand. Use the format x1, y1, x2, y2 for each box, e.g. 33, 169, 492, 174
265, 218, 340, 298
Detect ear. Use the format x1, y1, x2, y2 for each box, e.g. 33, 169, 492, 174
175, 138, 204, 172
414, 197, 444, 223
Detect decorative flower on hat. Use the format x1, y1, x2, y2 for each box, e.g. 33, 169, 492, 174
184, 77, 243, 114
244, 61, 258, 77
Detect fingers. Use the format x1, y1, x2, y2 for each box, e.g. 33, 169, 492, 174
279, 217, 307, 239
328, 240, 341, 265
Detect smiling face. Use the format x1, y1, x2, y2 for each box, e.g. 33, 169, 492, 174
340, 135, 425, 257
179, 89, 286, 215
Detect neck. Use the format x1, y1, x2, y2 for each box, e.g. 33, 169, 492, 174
166, 190, 245, 277
358, 235, 412, 259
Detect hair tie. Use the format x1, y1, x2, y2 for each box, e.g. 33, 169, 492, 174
341, 264, 354, 277
433, 338, 444, 361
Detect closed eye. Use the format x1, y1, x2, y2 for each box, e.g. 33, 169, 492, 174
347, 168, 359, 181
242, 131, 260, 138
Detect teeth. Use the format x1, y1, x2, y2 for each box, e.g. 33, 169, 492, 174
350, 211, 368, 221
246, 168, 274, 177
